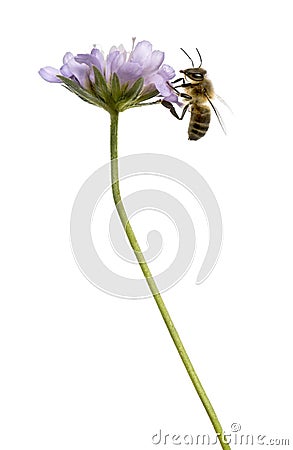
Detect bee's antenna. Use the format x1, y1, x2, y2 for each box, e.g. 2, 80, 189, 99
180, 48, 194, 68
196, 48, 202, 68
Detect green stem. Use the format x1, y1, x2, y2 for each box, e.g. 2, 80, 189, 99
110, 109, 231, 450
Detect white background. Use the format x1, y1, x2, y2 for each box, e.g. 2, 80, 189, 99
1, 0, 293, 449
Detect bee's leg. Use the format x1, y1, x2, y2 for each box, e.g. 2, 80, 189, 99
172, 77, 185, 84
167, 82, 192, 98
180, 93, 192, 99
162, 100, 190, 120
176, 83, 193, 88
171, 79, 193, 89
172, 78, 193, 88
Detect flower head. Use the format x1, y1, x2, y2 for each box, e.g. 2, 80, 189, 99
39, 39, 178, 112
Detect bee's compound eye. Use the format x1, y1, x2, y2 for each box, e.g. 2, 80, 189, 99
193, 73, 204, 80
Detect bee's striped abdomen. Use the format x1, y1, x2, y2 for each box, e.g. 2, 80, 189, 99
188, 104, 211, 141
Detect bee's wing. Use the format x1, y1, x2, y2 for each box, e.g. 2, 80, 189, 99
215, 94, 233, 114
204, 93, 227, 135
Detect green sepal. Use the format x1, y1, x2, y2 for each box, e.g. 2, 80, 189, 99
118, 77, 144, 111
119, 82, 131, 98
92, 67, 111, 104
57, 76, 107, 109
136, 89, 159, 104
111, 73, 121, 103
124, 77, 144, 100
58, 73, 161, 114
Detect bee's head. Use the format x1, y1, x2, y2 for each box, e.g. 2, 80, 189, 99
179, 48, 207, 82
180, 67, 207, 82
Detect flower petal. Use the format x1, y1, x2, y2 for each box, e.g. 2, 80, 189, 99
39, 66, 61, 83
130, 40, 152, 65
158, 64, 175, 81
111, 51, 127, 75
106, 50, 120, 81
164, 93, 180, 103
67, 59, 89, 88
116, 62, 142, 85
151, 74, 173, 97
91, 48, 105, 72
147, 50, 164, 72
60, 63, 73, 77
63, 52, 73, 64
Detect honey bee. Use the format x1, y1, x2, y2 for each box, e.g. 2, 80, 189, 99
162, 48, 226, 141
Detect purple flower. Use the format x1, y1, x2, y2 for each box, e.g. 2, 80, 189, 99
39, 39, 178, 109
